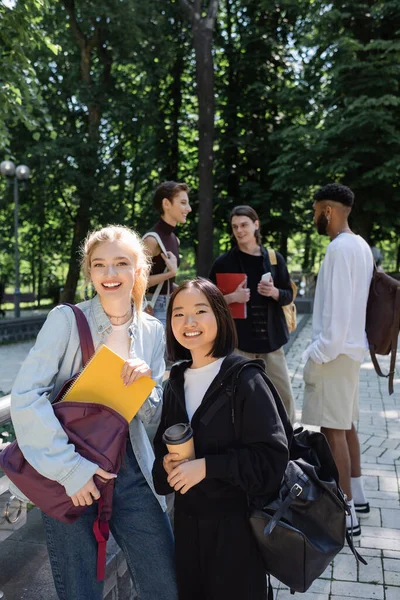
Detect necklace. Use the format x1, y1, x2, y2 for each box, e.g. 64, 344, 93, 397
104, 307, 133, 324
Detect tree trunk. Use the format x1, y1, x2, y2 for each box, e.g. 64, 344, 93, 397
279, 231, 288, 262
180, 0, 219, 276
168, 42, 184, 180
193, 27, 215, 275
60, 3, 111, 302
302, 232, 311, 271
224, 0, 240, 201
60, 199, 91, 303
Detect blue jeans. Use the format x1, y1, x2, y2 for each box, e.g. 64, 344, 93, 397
42, 441, 177, 600
146, 294, 169, 328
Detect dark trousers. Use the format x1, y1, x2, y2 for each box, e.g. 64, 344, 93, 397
174, 511, 267, 600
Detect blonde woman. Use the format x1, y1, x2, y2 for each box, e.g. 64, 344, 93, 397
10, 225, 177, 600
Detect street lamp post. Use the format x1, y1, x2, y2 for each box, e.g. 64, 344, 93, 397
0, 160, 31, 318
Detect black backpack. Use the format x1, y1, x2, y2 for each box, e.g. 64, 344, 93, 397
366, 266, 400, 395
227, 360, 366, 595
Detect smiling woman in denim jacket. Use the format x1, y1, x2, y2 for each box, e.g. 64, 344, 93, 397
9, 225, 177, 600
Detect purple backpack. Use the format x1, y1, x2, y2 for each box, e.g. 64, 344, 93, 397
0, 304, 129, 580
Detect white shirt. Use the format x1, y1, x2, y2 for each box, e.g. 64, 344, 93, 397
184, 357, 226, 421
303, 233, 373, 364
104, 316, 133, 360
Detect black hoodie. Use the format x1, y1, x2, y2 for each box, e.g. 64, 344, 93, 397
152, 354, 292, 517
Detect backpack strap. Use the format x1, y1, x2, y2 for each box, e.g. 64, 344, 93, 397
60, 303, 114, 582
388, 285, 400, 395
62, 303, 95, 366
369, 284, 400, 395
268, 249, 277, 266
143, 232, 171, 304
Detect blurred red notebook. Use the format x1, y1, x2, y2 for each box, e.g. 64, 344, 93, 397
215, 273, 247, 319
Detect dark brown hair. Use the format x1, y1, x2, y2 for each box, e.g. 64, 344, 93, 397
229, 205, 262, 245
152, 181, 189, 215
166, 277, 238, 362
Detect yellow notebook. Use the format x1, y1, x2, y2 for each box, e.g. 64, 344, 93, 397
61, 345, 156, 422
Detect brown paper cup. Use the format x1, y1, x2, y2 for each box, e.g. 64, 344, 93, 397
166, 437, 195, 461
162, 423, 195, 461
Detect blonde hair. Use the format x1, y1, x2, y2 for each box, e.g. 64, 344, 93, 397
81, 225, 151, 314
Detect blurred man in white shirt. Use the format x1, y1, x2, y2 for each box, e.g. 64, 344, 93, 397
302, 183, 373, 536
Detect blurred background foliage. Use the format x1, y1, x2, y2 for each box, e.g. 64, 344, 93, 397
0, 0, 399, 304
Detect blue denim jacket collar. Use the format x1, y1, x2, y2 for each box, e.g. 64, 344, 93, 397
91, 293, 140, 341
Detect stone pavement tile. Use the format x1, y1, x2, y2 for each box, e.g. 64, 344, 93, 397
319, 563, 333, 578
368, 499, 399, 511
383, 558, 400, 572
381, 509, 400, 530
367, 491, 398, 501
358, 507, 381, 528
360, 428, 388, 437
361, 526, 400, 541
384, 550, 400, 559
357, 557, 383, 584
362, 456, 379, 465
305, 577, 331, 594
332, 553, 358, 581
355, 548, 382, 558
379, 477, 399, 492
378, 450, 400, 463
276, 591, 327, 600
360, 537, 400, 552
385, 571, 400, 586
365, 437, 387, 447
363, 465, 396, 474
331, 580, 384, 598
364, 475, 379, 491
0, 340, 33, 394
383, 439, 400, 450
330, 597, 373, 600
270, 575, 281, 589
363, 446, 386, 458
358, 434, 373, 445
385, 586, 400, 600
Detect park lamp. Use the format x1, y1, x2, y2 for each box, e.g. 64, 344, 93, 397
0, 160, 31, 318
0, 160, 31, 181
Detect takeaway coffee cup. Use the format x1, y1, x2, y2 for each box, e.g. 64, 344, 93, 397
162, 423, 195, 461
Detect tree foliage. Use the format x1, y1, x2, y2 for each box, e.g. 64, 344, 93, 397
1, 0, 399, 304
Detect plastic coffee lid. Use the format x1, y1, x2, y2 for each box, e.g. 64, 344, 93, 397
162, 423, 193, 445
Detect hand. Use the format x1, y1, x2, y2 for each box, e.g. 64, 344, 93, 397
161, 252, 178, 276
257, 279, 279, 301
163, 452, 188, 475
70, 468, 117, 507
167, 458, 206, 494
233, 280, 250, 304
121, 358, 152, 386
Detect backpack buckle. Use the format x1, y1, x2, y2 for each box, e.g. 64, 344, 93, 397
290, 483, 303, 497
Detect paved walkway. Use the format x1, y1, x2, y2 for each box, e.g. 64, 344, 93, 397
0, 341, 34, 396
0, 318, 399, 600
283, 317, 400, 600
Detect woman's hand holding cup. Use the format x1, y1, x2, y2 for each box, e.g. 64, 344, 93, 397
163, 452, 188, 475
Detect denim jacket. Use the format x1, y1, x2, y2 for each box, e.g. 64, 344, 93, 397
10, 294, 167, 511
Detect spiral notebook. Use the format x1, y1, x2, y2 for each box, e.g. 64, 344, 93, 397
61, 345, 156, 422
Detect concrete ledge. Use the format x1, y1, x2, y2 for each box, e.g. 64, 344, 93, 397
0, 508, 134, 599
0, 317, 46, 344
294, 296, 314, 314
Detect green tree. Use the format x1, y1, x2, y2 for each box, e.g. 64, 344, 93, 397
179, 0, 220, 275
0, 0, 58, 150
